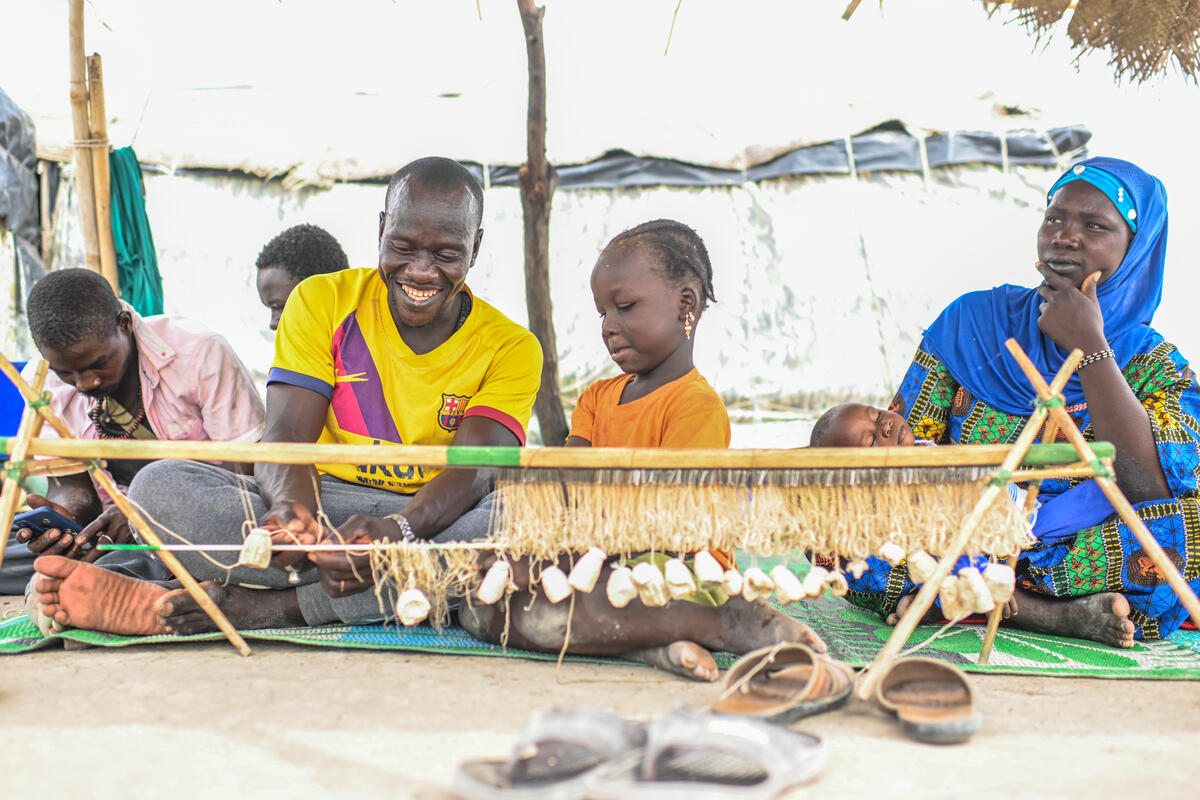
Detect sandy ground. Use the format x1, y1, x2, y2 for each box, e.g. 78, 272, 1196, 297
2, 595, 1198, 800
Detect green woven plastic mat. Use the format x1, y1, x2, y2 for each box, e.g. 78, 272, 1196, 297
4, 599, 1198, 678
4, 556, 1199, 678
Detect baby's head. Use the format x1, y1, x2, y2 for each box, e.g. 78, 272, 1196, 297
809, 402, 915, 447
591, 220, 717, 375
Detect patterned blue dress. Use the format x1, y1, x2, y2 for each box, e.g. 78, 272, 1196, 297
832, 329, 1200, 639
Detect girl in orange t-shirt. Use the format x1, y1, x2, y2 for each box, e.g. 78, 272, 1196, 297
461, 220, 825, 682
566, 219, 728, 450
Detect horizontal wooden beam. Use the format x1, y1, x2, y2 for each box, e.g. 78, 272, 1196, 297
0, 438, 1113, 470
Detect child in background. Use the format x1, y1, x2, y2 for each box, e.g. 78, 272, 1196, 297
461, 220, 825, 680
254, 223, 349, 331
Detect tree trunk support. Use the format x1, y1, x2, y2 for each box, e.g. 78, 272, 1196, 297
516, 0, 569, 447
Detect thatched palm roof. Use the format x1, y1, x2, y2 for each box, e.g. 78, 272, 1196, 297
983, 0, 1200, 83
844, 1, 1200, 83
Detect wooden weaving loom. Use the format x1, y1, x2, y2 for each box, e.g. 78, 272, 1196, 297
3, 341, 1199, 699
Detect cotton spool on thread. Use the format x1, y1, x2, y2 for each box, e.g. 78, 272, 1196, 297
769, 564, 805, 605
721, 569, 744, 596
606, 565, 637, 608
741, 567, 774, 602
478, 560, 512, 605
664, 558, 697, 599
237, 528, 273, 569
396, 588, 431, 626
567, 547, 606, 593
540, 565, 572, 604
631, 561, 670, 606
693, 550, 725, 586
906, 550, 938, 584
984, 562, 1016, 603
878, 541, 905, 567
802, 566, 829, 598
958, 566, 995, 614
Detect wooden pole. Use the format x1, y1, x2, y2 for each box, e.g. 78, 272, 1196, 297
87, 53, 121, 294
88, 465, 252, 656
39, 163, 53, 260
0, 363, 49, 576
0, 358, 72, 438
979, 417, 1061, 664
2, 438, 1115, 471
0, 359, 251, 655
24, 458, 95, 477
515, 0, 569, 447
1005, 339, 1200, 630
67, 0, 101, 273
854, 346, 1082, 701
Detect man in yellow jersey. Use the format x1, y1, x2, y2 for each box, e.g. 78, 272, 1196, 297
30, 158, 544, 634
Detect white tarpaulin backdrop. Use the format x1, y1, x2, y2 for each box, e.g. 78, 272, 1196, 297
2, 0, 1198, 443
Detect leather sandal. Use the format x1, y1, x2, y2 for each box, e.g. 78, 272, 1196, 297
875, 656, 982, 744
711, 643, 854, 723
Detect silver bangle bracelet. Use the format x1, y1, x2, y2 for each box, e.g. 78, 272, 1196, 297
386, 513, 419, 543
1077, 348, 1115, 370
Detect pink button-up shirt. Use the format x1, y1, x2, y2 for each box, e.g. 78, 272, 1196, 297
25, 305, 265, 502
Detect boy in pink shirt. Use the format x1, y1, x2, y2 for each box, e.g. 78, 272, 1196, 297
5, 269, 263, 592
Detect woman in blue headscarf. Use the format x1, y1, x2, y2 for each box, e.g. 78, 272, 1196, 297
841, 157, 1200, 646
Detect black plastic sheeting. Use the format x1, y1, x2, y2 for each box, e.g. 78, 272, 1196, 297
748, 122, 1089, 183
0, 87, 38, 246
179, 121, 1091, 192
486, 122, 1089, 190
0, 86, 47, 308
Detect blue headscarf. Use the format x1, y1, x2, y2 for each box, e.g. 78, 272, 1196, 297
920, 157, 1170, 544
922, 156, 1168, 415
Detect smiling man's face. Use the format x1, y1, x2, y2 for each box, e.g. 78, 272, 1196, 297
376, 178, 482, 331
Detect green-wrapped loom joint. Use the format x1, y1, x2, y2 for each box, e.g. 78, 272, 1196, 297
4, 460, 26, 482
446, 446, 523, 467
1020, 442, 1114, 466
1036, 394, 1066, 410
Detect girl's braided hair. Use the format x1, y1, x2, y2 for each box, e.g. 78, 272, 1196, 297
606, 219, 716, 310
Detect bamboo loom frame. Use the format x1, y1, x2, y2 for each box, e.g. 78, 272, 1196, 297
0, 358, 250, 656
3, 343, 1200, 680
67, 0, 120, 292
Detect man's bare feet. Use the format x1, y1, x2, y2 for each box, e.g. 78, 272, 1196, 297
1007, 588, 1136, 648
885, 592, 942, 626
714, 597, 828, 654
154, 583, 303, 634
627, 641, 719, 682
34, 556, 170, 636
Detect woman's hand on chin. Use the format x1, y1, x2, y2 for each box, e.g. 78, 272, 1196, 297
1035, 263, 1108, 354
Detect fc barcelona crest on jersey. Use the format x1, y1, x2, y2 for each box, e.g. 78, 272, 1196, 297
438, 393, 472, 432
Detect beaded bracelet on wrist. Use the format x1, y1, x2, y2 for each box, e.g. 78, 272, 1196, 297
1077, 348, 1115, 370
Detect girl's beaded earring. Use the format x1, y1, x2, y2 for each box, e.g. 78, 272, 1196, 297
683, 312, 695, 341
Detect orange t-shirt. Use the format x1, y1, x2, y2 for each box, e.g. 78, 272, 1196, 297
570, 368, 733, 569
569, 368, 730, 448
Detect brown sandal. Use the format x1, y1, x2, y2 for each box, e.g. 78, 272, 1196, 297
875, 657, 981, 744
711, 643, 854, 723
